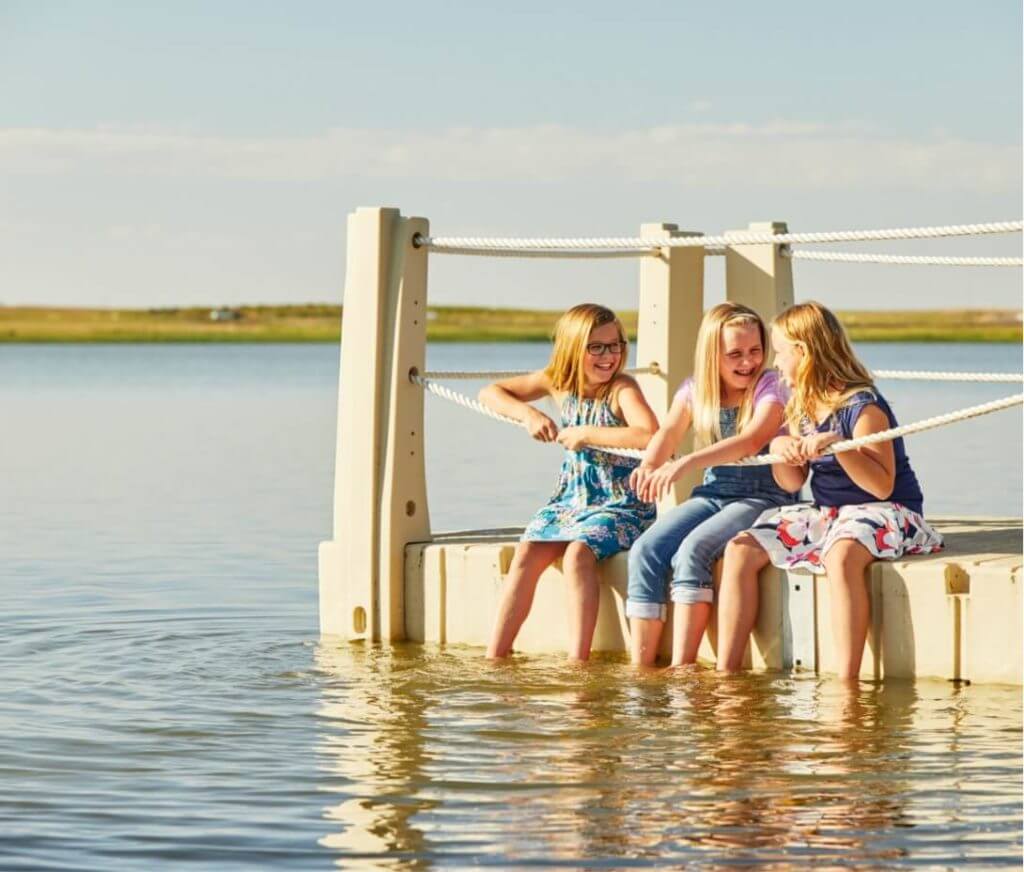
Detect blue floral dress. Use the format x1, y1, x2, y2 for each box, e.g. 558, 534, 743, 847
522, 393, 656, 560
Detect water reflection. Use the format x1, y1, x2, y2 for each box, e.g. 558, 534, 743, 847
315, 643, 434, 869
312, 644, 1021, 868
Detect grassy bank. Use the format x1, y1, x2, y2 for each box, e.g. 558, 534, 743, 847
0, 305, 1020, 343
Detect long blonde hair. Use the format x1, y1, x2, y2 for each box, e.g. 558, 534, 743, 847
773, 301, 874, 433
691, 302, 767, 447
544, 303, 627, 401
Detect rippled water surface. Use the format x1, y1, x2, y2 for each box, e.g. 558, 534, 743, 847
2, 342, 1021, 869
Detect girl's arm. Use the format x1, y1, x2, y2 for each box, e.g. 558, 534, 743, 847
643, 401, 789, 502
629, 393, 691, 500
478, 370, 558, 442
769, 435, 810, 492
800, 404, 896, 499
555, 377, 657, 451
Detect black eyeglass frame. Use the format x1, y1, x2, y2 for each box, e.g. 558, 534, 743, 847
585, 340, 627, 356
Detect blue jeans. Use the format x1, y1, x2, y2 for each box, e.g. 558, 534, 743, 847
625, 496, 780, 619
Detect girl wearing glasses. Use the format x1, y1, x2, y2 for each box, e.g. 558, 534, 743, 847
627, 302, 797, 667
480, 303, 657, 661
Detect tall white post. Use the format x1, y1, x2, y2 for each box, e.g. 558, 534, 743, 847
724, 221, 794, 325
723, 219, 796, 670
378, 217, 431, 642
635, 223, 705, 507
319, 207, 430, 641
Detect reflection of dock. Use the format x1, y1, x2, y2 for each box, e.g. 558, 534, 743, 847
405, 517, 1021, 684
318, 207, 1023, 683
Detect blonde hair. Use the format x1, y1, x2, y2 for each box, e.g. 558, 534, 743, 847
691, 302, 768, 447
772, 301, 874, 434
544, 303, 627, 401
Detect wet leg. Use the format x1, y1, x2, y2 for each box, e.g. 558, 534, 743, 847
716, 534, 770, 672
822, 539, 875, 681
486, 541, 566, 658
563, 541, 600, 662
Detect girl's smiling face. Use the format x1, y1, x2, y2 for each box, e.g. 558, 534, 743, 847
719, 323, 764, 396
771, 325, 803, 386
582, 321, 625, 389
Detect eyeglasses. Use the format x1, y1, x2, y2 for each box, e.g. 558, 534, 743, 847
586, 341, 626, 356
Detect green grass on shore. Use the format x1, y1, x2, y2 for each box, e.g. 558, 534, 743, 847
0, 304, 1019, 343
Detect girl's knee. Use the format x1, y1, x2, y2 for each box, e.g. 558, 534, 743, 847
511, 541, 558, 574
823, 539, 873, 574
671, 533, 719, 576
724, 534, 767, 568
627, 532, 664, 572
563, 541, 597, 574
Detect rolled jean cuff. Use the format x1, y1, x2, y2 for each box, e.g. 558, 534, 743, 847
625, 600, 667, 621
670, 584, 714, 605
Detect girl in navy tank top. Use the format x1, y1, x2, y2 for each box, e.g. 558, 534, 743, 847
716, 302, 943, 680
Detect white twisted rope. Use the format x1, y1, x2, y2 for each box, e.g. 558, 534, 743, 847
421, 365, 659, 380
420, 245, 657, 259
412, 372, 1022, 468
786, 250, 1023, 267
410, 373, 644, 459
871, 369, 1023, 383
728, 393, 1024, 466
418, 221, 1022, 255
422, 367, 1020, 384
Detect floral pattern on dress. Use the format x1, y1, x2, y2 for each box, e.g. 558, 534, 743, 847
522, 393, 655, 560
745, 502, 944, 575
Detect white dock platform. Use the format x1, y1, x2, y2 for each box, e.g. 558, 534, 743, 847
404, 517, 1022, 684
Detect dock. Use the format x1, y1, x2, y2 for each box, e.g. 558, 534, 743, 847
318, 207, 1023, 684
405, 517, 1021, 684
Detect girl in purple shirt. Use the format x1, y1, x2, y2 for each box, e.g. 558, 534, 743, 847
717, 302, 943, 679
627, 303, 797, 666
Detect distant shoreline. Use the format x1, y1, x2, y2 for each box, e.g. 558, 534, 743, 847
0, 305, 1020, 343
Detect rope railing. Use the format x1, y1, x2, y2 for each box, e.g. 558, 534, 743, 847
421, 367, 1022, 384
733, 393, 1024, 467
410, 372, 644, 459
871, 370, 1023, 383
410, 371, 1023, 467
785, 251, 1023, 267
421, 365, 659, 380
417, 220, 1023, 257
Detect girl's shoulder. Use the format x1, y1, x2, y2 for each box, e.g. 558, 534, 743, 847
673, 376, 695, 408
753, 369, 788, 407
830, 386, 894, 434
836, 386, 883, 413
609, 372, 640, 393
605, 373, 640, 414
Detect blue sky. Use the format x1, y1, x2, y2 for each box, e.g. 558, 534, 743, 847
1, 0, 1021, 310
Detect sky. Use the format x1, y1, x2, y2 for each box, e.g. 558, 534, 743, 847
1, 0, 1021, 311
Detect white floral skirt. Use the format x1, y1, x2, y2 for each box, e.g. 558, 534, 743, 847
745, 502, 944, 574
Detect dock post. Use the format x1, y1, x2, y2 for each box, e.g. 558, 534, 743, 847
722, 221, 795, 668
319, 207, 430, 641
635, 223, 704, 507
723, 221, 794, 326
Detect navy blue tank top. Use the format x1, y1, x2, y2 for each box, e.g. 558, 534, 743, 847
808, 389, 924, 514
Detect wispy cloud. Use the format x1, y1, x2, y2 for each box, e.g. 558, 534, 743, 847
0, 122, 1018, 192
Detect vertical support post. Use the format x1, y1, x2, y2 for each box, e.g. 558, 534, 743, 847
635, 223, 704, 507
318, 207, 431, 641
378, 217, 431, 641
723, 221, 794, 326
725, 220, 796, 672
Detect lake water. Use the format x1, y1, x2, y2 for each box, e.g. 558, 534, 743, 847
2, 341, 1021, 869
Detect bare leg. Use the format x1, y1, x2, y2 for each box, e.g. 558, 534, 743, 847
716, 534, 770, 672
671, 602, 712, 666
486, 541, 566, 658
822, 539, 875, 680
629, 617, 664, 666
563, 541, 600, 662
